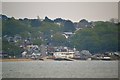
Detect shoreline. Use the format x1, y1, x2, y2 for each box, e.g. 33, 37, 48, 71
0, 58, 119, 62
0, 59, 33, 62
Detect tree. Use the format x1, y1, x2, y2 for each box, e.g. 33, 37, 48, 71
32, 39, 42, 46
63, 20, 76, 32
70, 21, 118, 53
2, 39, 23, 57
52, 33, 67, 46
31, 19, 41, 27
43, 16, 53, 23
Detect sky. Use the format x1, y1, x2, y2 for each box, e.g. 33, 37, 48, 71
2, 2, 118, 22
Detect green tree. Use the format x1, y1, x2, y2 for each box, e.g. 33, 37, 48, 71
63, 20, 75, 32
2, 39, 23, 57
70, 21, 118, 53
52, 33, 67, 46
32, 39, 42, 46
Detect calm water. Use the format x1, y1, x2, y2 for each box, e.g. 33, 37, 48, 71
2, 61, 118, 78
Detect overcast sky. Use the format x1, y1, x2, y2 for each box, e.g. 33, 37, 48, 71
2, 2, 118, 22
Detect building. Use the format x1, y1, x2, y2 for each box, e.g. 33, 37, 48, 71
53, 51, 75, 59
63, 32, 74, 38
0, 52, 8, 58
40, 44, 47, 57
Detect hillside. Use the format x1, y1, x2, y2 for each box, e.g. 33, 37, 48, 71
1, 15, 119, 57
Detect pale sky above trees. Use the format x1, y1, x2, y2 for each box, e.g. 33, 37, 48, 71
2, 2, 118, 22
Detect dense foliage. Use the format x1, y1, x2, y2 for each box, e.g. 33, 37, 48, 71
70, 21, 118, 53
2, 39, 23, 57
2, 15, 119, 56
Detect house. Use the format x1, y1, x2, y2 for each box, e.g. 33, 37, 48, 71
73, 51, 81, 59
40, 44, 47, 57
21, 51, 27, 58
0, 52, 8, 58
63, 32, 74, 38
53, 51, 75, 59
80, 50, 92, 60
31, 52, 41, 60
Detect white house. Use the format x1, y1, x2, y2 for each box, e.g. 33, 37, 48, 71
21, 51, 27, 58
31, 52, 41, 59
53, 51, 75, 59
62, 32, 74, 38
